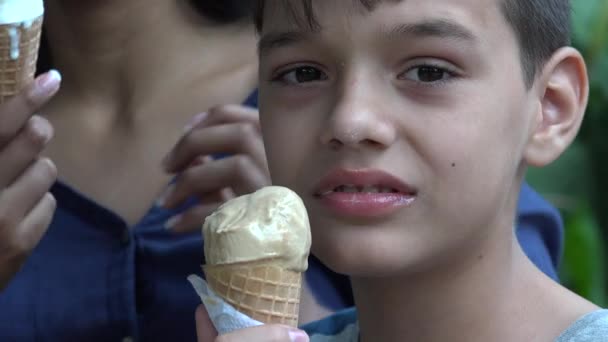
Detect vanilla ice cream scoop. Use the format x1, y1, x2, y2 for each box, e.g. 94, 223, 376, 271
0, 0, 43, 25
203, 186, 311, 272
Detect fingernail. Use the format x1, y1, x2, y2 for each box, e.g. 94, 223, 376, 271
190, 156, 207, 167
183, 112, 208, 133
220, 187, 235, 201
288, 330, 308, 342
162, 152, 172, 167
162, 148, 176, 168
33, 69, 61, 98
194, 155, 207, 166
164, 214, 182, 230
157, 184, 175, 207
30, 116, 52, 143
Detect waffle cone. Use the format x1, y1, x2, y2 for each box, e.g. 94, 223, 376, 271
204, 262, 302, 327
0, 16, 43, 103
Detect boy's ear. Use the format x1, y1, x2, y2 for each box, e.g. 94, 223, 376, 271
524, 47, 588, 167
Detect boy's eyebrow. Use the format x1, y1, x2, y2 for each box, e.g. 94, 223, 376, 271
258, 31, 312, 56
258, 18, 477, 56
384, 19, 477, 42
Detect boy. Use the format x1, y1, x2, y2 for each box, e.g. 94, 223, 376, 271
197, 0, 604, 341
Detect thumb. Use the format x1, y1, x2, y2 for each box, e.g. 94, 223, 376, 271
196, 304, 219, 342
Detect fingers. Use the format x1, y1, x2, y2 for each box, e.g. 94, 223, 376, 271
215, 325, 309, 342
15, 192, 56, 259
161, 156, 269, 209
0, 158, 58, 222
0, 70, 60, 291
196, 302, 309, 342
201, 105, 261, 130
164, 122, 267, 174
160, 105, 270, 226
165, 189, 235, 233
0, 159, 57, 291
196, 305, 218, 342
166, 203, 221, 233
0, 115, 54, 187
164, 104, 263, 173
0, 70, 61, 147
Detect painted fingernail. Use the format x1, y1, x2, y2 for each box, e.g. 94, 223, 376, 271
32, 69, 61, 99
164, 214, 182, 230
288, 330, 308, 342
183, 112, 208, 133
41, 70, 62, 89
157, 184, 175, 207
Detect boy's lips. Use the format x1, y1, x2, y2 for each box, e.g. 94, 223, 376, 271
313, 168, 417, 218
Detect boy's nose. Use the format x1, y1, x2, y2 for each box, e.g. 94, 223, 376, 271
320, 79, 396, 150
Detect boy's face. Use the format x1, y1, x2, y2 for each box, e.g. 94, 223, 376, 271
258, 0, 541, 276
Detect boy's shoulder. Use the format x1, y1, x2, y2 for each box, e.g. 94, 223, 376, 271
300, 308, 608, 342
301, 308, 359, 342
556, 309, 608, 342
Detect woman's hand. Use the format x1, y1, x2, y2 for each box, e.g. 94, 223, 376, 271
0, 70, 61, 290
160, 104, 271, 232
195, 305, 309, 342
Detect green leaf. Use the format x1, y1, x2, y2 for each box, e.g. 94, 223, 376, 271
590, 55, 608, 102
571, 0, 604, 51
526, 141, 594, 210
559, 203, 606, 306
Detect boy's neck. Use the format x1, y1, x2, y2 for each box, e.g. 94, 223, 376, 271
351, 225, 564, 342
43, 0, 257, 123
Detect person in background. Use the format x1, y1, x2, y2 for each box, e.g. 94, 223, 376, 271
0, 0, 564, 341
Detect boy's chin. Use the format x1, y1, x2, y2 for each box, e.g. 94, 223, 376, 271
312, 236, 444, 279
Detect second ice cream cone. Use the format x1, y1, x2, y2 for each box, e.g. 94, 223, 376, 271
204, 262, 302, 327
0, 15, 43, 103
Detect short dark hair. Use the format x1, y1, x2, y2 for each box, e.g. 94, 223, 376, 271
500, 0, 571, 86
189, 0, 257, 24
253, 0, 571, 87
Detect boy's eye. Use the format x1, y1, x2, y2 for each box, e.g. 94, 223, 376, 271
400, 65, 454, 83
276, 66, 328, 84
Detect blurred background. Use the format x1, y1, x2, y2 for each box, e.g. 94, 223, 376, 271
526, 0, 608, 306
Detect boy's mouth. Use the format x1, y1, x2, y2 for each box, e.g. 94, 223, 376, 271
321, 185, 401, 195
313, 168, 417, 218
314, 168, 417, 196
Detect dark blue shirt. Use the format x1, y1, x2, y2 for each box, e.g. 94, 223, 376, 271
302, 307, 359, 341
0, 93, 563, 341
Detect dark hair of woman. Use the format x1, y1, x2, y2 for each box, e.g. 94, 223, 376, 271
189, 0, 257, 24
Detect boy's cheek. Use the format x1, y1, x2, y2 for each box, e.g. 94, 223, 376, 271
263, 130, 315, 187
431, 151, 520, 229
261, 104, 328, 174
420, 130, 510, 193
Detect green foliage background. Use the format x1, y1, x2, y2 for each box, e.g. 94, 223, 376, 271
526, 0, 608, 306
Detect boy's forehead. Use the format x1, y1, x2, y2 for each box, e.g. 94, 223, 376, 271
262, 0, 507, 38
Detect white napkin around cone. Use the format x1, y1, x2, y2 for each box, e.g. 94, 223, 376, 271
188, 274, 263, 335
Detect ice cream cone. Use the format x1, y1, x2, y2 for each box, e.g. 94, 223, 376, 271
204, 261, 302, 327
0, 16, 42, 103
202, 186, 311, 328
